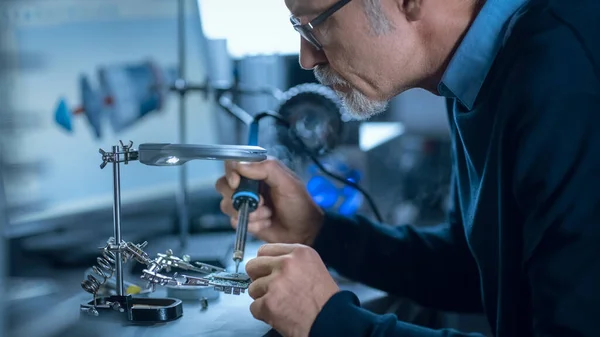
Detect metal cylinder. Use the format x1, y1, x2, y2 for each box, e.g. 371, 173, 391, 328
236, 55, 287, 114
209, 39, 242, 145
206, 38, 234, 88
233, 201, 249, 260
112, 145, 124, 296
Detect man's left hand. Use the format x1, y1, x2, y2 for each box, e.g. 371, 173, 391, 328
246, 243, 340, 337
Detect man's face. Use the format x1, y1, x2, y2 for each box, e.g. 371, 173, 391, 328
286, 0, 419, 120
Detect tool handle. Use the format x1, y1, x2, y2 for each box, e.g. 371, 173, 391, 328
232, 177, 260, 211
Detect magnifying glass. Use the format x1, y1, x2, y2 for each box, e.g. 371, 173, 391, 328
137, 143, 267, 166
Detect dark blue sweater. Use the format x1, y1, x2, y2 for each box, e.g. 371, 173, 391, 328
309, 1, 600, 336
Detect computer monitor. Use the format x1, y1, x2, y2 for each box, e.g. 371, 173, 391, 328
2, 0, 223, 235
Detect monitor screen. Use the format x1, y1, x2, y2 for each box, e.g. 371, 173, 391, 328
2, 0, 223, 233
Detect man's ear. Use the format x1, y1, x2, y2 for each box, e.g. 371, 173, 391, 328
400, 0, 423, 21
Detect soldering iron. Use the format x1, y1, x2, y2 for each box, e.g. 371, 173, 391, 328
232, 118, 261, 273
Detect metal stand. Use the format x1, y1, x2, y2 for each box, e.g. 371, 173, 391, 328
79, 141, 252, 323
99, 141, 137, 296
111, 144, 124, 295
80, 141, 183, 322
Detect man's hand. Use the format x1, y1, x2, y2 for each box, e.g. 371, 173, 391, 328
246, 243, 340, 337
216, 159, 325, 246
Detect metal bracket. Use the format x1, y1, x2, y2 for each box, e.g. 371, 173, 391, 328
99, 140, 139, 169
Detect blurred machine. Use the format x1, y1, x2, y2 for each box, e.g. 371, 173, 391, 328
52, 59, 283, 140
54, 60, 178, 139
221, 79, 372, 218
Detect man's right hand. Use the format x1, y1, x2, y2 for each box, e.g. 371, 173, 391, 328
215, 158, 325, 246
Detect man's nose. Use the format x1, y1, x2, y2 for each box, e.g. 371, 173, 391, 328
298, 38, 328, 70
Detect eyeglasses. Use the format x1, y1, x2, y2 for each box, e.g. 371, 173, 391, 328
290, 0, 352, 50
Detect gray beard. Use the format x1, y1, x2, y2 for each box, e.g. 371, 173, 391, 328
313, 66, 388, 120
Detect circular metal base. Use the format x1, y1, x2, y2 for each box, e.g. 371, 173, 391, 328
80, 295, 184, 323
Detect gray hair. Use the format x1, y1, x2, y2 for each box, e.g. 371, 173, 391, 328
363, 0, 394, 34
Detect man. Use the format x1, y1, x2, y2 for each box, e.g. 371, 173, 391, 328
216, 0, 600, 336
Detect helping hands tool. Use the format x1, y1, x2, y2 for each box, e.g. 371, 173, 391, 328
80, 141, 264, 323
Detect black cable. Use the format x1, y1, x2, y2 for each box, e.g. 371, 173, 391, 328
252, 111, 384, 223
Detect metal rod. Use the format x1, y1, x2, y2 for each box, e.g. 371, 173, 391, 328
175, 0, 189, 251
168, 83, 282, 97
112, 145, 124, 296
233, 201, 249, 273
218, 93, 255, 126
178, 0, 186, 85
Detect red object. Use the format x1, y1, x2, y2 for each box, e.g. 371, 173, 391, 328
72, 95, 113, 115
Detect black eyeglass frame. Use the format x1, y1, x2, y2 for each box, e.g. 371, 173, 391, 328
290, 0, 352, 50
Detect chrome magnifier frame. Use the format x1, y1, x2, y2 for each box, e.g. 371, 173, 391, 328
137, 143, 267, 166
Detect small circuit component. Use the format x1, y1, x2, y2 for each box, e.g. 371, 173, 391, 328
204, 272, 252, 295
173, 272, 252, 295
210, 272, 251, 282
